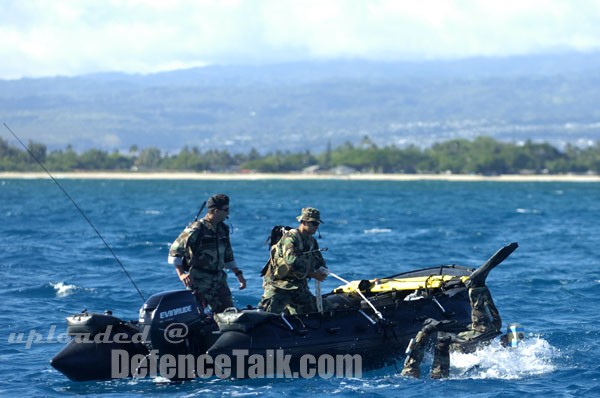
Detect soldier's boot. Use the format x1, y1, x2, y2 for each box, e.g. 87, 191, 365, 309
431, 335, 452, 379
466, 242, 518, 288
469, 287, 502, 333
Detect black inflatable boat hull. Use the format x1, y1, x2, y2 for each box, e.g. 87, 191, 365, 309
51, 265, 474, 380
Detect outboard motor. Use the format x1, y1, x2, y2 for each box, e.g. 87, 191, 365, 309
138, 290, 218, 361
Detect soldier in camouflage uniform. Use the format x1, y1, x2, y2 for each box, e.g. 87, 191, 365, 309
258, 207, 328, 315
168, 194, 246, 313
402, 243, 518, 379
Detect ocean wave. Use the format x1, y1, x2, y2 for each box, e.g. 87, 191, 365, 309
364, 228, 392, 234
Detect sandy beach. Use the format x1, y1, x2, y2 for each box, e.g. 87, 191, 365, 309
1, 171, 599, 182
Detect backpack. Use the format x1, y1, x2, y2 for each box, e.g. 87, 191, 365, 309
260, 225, 294, 276
267, 225, 293, 247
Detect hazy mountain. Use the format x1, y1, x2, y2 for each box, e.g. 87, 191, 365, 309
2, 52, 600, 154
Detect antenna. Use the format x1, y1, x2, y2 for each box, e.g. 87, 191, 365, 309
3, 123, 146, 302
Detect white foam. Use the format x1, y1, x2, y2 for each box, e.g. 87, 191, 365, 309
150, 376, 172, 384
451, 336, 558, 379
364, 228, 392, 234
145, 210, 161, 215
50, 282, 78, 297
516, 208, 541, 214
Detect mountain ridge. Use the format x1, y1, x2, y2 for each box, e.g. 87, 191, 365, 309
2, 52, 599, 153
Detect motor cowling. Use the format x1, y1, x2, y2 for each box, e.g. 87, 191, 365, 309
137, 290, 214, 358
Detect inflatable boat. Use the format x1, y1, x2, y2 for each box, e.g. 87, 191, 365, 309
51, 244, 516, 381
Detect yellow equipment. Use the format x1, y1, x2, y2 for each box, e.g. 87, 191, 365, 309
333, 274, 468, 294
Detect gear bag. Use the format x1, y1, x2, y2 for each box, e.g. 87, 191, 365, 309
260, 225, 298, 277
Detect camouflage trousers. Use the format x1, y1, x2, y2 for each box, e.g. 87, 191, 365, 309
401, 287, 501, 379
258, 282, 317, 315
189, 269, 233, 314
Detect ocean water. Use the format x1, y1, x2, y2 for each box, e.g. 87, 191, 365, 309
1, 178, 599, 397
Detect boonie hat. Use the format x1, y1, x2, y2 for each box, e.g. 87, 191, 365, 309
296, 207, 323, 224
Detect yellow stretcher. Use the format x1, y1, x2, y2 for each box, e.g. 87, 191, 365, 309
333, 274, 469, 294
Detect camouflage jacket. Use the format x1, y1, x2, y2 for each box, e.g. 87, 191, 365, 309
168, 218, 235, 273
266, 229, 326, 290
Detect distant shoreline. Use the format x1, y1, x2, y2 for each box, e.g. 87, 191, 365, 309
2, 171, 600, 182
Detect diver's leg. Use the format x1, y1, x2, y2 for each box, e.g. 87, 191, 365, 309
431, 334, 452, 379
401, 319, 440, 378
469, 287, 502, 333
481, 288, 502, 331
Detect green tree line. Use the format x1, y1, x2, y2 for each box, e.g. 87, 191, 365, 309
1, 136, 600, 174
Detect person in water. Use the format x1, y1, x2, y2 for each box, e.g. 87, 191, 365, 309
401, 242, 520, 379
259, 207, 328, 315
168, 194, 246, 313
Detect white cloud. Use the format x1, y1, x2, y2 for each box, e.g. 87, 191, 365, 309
1, 0, 600, 79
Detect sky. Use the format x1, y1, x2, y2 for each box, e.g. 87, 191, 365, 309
2, 0, 600, 80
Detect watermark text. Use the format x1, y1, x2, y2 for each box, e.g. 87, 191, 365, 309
113, 349, 362, 379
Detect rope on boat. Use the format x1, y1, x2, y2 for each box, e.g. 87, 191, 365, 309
315, 280, 324, 313
327, 271, 384, 321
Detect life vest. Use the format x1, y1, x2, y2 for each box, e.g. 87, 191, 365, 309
185, 220, 231, 273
